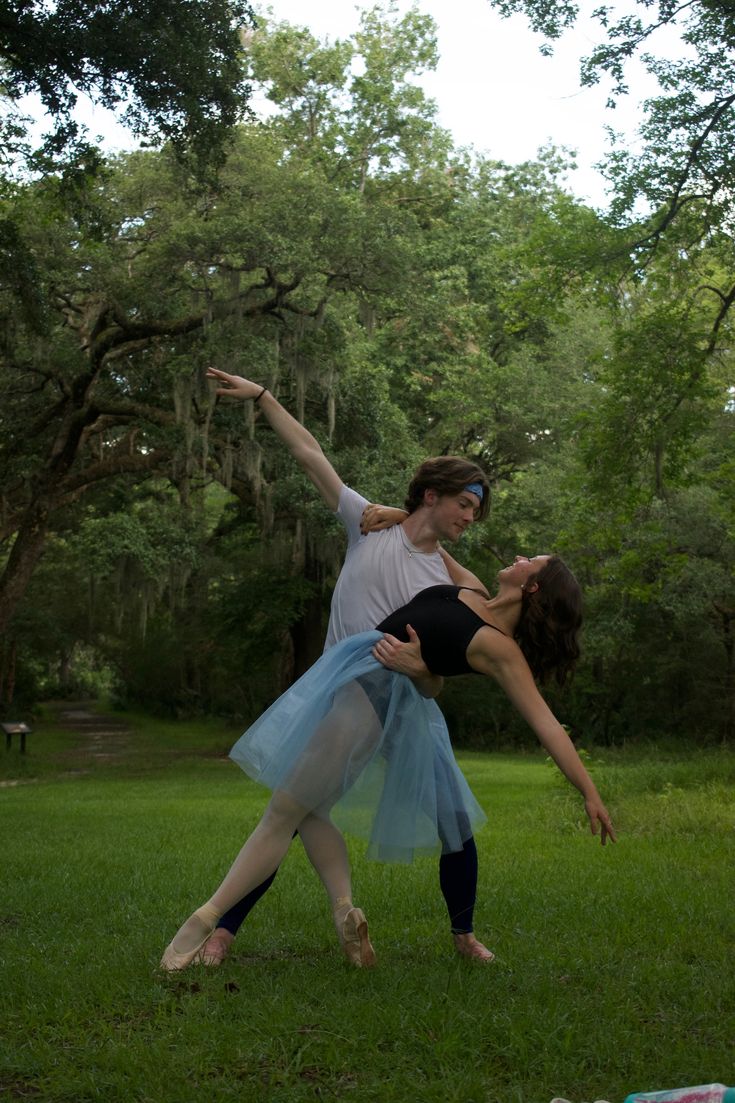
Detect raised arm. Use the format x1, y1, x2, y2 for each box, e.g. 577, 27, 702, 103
470, 636, 616, 845
206, 368, 343, 510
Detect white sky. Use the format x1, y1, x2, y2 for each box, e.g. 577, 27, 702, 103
49, 0, 683, 210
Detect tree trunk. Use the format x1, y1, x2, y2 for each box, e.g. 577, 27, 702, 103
59, 647, 74, 690
715, 602, 734, 742
289, 586, 326, 680
288, 547, 328, 681
4, 640, 17, 705
0, 377, 97, 634
0, 498, 52, 636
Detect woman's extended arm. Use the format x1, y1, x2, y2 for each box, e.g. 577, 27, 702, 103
470, 635, 616, 844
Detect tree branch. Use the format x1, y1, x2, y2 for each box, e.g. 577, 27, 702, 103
627, 94, 735, 254
706, 279, 735, 356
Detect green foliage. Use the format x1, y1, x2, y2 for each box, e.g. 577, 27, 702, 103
0, 4, 733, 740
1, 0, 256, 174
488, 0, 735, 340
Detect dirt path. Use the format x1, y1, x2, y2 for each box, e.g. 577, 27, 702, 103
54, 702, 133, 762
0, 701, 135, 787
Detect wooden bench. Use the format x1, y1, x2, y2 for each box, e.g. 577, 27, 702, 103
2, 722, 32, 753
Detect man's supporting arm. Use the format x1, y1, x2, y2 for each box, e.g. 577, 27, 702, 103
373, 627, 444, 699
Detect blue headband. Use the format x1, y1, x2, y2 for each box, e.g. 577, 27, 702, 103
464, 483, 484, 501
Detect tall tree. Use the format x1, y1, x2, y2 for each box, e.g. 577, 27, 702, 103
0, 4, 452, 641
490, 1, 735, 335
0, 0, 255, 172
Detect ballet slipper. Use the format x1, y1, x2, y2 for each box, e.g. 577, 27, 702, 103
160, 905, 219, 972
452, 932, 495, 962
339, 907, 376, 968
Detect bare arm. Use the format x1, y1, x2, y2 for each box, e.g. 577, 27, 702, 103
470, 633, 616, 844
438, 547, 490, 597
207, 368, 342, 510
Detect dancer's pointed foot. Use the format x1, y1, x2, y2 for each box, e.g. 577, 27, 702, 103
336, 902, 376, 968
342, 907, 377, 968
199, 929, 234, 967
160, 904, 220, 972
452, 932, 495, 962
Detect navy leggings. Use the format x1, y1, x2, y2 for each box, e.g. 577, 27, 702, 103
216, 833, 478, 936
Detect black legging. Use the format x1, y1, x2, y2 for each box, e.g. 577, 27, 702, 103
216, 833, 478, 936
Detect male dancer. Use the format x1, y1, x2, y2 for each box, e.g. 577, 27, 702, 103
202, 367, 494, 964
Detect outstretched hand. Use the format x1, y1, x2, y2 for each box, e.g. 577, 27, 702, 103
372, 625, 427, 678
206, 367, 263, 401
360, 504, 409, 534
584, 796, 617, 846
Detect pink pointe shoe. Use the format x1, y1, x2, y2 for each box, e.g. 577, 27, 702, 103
160, 906, 219, 972
339, 907, 377, 968
160, 937, 211, 972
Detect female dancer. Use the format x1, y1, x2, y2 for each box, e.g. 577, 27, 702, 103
161, 554, 615, 971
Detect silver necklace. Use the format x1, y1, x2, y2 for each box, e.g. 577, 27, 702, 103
397, 524, 415, 558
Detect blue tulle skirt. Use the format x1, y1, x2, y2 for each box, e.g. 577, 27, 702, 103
229, 631, 486, 863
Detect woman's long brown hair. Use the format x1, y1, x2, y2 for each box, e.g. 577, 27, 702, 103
514, 556, 582, 687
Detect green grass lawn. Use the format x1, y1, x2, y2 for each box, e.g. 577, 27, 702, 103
1, 704, 733, 1103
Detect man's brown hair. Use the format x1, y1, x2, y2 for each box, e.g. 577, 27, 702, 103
404, 457, 490, 520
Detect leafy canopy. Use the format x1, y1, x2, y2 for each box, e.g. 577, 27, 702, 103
0, 0, 256, 173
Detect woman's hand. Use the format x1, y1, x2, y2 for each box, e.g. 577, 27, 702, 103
584, 795, 617, 846
360, 504, 409, 534
206, 367, 264, 401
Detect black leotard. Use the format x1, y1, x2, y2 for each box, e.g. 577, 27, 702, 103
375, 584, 505, 677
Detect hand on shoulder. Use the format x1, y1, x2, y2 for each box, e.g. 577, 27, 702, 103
360, 504, 409, 534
